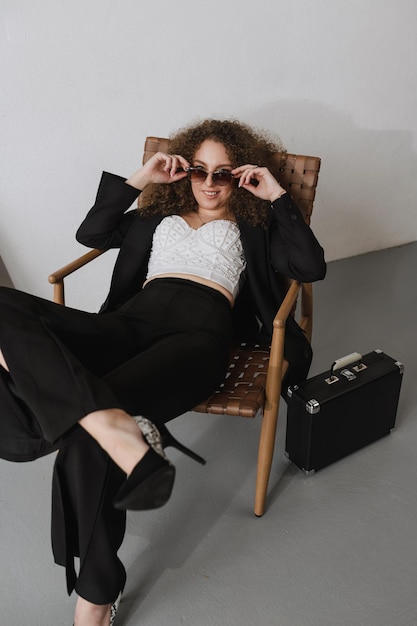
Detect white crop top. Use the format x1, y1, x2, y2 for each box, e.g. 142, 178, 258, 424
146, 215, 246, 298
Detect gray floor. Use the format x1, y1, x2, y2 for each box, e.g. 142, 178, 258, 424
1, 242, 417, 626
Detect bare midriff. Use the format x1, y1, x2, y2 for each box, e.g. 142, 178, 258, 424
143, 273, 234, 306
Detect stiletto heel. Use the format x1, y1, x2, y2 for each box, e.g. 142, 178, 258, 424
114, 417, 175, 511
157, 422, 206, 465
133, 416, 206, 465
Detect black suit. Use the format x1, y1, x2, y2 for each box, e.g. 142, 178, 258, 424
77, 171, 326, 384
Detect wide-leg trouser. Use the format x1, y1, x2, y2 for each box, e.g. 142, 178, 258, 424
0, 279, 232, 603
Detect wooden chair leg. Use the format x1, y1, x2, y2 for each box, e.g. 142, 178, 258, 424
254, 401, 280, 516
254, 359, 289, 517
52, 280, 65, 305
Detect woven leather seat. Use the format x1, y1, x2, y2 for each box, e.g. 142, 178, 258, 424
49, 136, 321, 516
195, 343, 270, 418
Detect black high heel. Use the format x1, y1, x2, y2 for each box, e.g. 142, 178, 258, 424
157, 422, 206, 465
114, 417, 175, 511
114, 448, 175, 511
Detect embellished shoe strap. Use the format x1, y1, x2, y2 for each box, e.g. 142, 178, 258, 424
133, 416, 166, 459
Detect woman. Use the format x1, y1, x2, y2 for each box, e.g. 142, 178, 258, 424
0, 119, 326, 624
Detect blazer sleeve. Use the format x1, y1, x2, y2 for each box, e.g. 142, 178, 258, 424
76, 172, 141, 250
269, 193, 326, 282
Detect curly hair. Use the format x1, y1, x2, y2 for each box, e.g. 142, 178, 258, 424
140, 119, 286, 227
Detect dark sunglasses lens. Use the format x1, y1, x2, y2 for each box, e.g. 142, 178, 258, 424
188, 169, 207, 183
213, 171, 233, 185
188, 168, 233, 185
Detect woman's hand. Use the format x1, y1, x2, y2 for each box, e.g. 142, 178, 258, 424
126, 152, 190, 190
232, 165, 286, 203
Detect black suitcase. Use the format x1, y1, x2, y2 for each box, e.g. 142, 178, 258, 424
285, 350, 404, 474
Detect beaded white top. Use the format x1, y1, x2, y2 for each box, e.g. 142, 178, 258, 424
146, 215, 246, 297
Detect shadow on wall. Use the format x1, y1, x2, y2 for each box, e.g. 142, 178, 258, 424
244, 101, 417, 261
0, 256, 14, 288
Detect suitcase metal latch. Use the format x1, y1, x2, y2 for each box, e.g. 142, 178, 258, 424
306, 399, 320, 414
340, 368, 356, 381
287, 385, 297, 398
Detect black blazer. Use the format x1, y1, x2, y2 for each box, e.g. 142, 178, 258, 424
77, 172, 326, 385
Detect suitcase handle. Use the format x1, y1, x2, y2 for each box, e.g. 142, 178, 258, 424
331, 352, 362, 375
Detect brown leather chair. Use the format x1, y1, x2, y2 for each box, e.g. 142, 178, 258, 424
49, 137, 321, 516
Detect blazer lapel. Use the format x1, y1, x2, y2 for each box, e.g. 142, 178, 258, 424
100, 214, 164, 312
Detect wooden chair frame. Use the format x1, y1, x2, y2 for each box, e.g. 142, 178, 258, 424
49, 137, 320, 517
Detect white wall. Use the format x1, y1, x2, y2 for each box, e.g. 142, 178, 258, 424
1, 0, 416, 310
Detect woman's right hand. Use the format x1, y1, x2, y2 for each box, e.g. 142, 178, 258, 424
126, 152, 190, 190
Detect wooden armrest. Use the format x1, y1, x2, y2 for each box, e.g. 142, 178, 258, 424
264, 280, 302, 410
272, 280, 302, 331
48, 248, 105, 282
48, 248, 105, 305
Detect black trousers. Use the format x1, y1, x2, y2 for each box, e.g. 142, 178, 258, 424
0, 279, 232, 603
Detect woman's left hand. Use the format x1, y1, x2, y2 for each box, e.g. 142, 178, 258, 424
232, 165, 286, 202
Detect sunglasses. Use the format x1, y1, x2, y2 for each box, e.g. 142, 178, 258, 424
186, 167, 235, 186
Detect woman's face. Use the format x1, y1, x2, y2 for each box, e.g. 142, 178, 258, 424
190, 139, 234, 213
